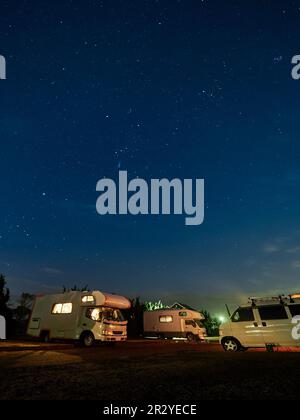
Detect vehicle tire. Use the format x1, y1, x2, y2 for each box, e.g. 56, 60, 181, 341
40, 331, 50, 343
186, 333, 195, 342
80, 331, 95, 347
221, 337, 242, 352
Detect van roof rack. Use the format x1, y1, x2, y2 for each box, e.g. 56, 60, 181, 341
248, 295, 286, 306
248, 293, 300, 306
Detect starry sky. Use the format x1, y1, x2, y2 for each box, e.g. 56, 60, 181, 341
1, 0, 300, 313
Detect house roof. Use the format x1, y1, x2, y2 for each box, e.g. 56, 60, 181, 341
169, 302, 197, 311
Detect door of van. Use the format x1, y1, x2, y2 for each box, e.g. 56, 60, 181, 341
230, 306, 264, 347
257, 305, 292, 346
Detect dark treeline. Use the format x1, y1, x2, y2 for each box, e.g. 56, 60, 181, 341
0, 274, 35, 337
123, 297, 145, 338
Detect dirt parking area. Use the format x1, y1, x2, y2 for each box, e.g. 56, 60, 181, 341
1, 339, 300, 400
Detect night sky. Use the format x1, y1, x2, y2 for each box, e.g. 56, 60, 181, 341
1, 0, 300, 313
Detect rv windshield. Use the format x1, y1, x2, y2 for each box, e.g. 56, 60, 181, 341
86, 307, 124, 322
194, 319, 204, 328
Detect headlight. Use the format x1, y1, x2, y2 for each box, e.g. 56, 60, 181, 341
102, 330, 113, 335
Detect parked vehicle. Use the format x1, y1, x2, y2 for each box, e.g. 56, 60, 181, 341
220, 294, 300, 351
144, 304, 206, 342
27, 290, 131, 346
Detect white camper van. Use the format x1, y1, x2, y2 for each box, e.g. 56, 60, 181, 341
27, 290, 131, 346
144, 305, 206, 342
220, 294, 300, 351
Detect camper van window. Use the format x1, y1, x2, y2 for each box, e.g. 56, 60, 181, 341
231, 307, 254, 323
159, 316, 173, 323
179, 311, 187, 317
86, 308, 100, 321
82, 295, 95, 303
102, 308, 124, 322
52, 303, 73, 314
86, 307, 124, 322
258, 305, 288, 321
289, 304, 300, 317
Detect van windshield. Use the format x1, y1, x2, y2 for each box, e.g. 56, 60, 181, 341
231, 307, 254, 322
86, 307, 124, 322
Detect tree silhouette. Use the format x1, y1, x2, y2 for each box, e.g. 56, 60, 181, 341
201, 309, 221, 337
123, 297, 146, 338
13, 293, 35, 335
14, 293, 35, 323
145, 300, 167, 311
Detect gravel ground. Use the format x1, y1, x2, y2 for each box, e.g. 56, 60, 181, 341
1, 340, 300, 400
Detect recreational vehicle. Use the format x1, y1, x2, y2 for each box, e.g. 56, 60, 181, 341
144, 304, 206, 342
220, 294, 300, 351
27, 290, 131, 346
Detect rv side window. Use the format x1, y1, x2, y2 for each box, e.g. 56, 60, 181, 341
82, 295, 95, 303
289, 304, 300, 317
179, 311, 187, 317
159, 315, 173, 323
232, 307, 254, 322
258, 305, 288, 320
52, 303, 73, 314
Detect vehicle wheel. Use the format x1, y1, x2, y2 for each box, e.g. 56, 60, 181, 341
222, 337, 241, 352
80, 332, 95, 347
186, 333, 195, 342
